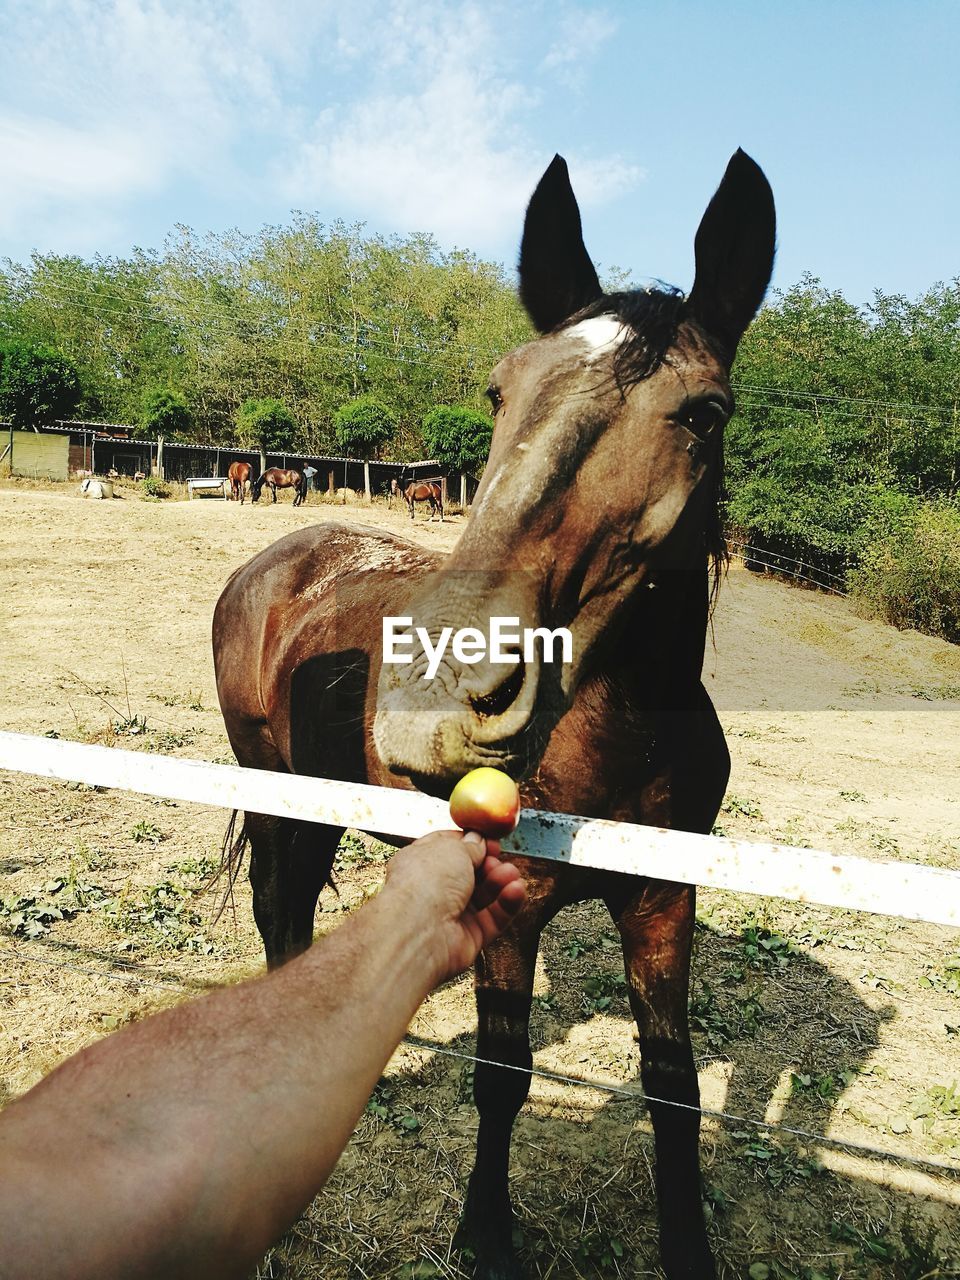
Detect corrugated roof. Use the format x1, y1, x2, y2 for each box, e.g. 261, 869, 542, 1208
2, 422, 440, 468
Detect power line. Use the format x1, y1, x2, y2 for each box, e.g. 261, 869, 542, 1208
9, 278, 960, 422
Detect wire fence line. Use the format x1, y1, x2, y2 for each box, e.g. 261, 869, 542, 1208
726, 539, 850, 596
3, 939, 958, 1180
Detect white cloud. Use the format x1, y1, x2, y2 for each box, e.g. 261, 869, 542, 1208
284, 2, 640, 249
0, 0, 640, 256
541, 8, 617, 86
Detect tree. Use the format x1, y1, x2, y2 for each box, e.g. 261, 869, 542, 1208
236, 397, 297, 475
422, 405, 493, 505
142, 386, 192, 478
333, 396, 397, 498
0, 338, 81, 428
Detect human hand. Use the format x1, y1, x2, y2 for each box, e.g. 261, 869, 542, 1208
384, 830, 526, 985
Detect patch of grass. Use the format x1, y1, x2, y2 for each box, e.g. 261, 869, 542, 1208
690, 982, 763, 1051
733, 1131, 823, 1190
830, 1219, 897, 1262
581, 971, 627, 1016
867, 828, 901, 856
147, 729, 194, 752
789, 1067, 858, 1100
896, 1219, 960, 1279
0, 873, 109, 938
910, 1081, 960, 1133
910, 684, 960, 701
102, 867, 214, 954
572, 1227, 626, 1272
779, 816, 812, 847
335, 830, 391, 866
130, 820, 164, 844
154, 690, 206, 710
919, 953, 960, 996
113, 712, 149, 737
839, 788, 866, 802
562, 931, 619, 960
721, 793, 764, 820
731, 916, 800, 974
364, 1080, 422, 1134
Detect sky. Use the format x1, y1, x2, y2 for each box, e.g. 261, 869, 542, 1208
0, 0, 957, 305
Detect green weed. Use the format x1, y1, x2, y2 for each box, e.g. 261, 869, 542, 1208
919, 954, 960, 996
722, 793, 764, 820
789, 1067, 858, 1100
364, 1080, 422, 1134
911, 1081, 960, 1132
689, 983, 763, 1050
581, 971, 627, 1016
335, 831, 391, 866
733, 1130, 823, 1190
131, 820, 164, 844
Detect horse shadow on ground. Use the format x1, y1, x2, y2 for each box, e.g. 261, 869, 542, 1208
264, 899, 960, 1279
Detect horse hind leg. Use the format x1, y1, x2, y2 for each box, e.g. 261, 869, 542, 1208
245, 812, 343, 968
607, 881, 715, 1280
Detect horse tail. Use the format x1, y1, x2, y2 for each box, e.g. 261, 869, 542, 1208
208, 808, 249, 924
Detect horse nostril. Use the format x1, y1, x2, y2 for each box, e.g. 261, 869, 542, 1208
470, 657, 525, 718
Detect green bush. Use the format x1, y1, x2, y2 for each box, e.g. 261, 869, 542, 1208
139, 474, 169, 499
236, 397, 296, 452
848, 500, 960, 642
142, 386, 191, 438
333, 396, 396, 458
422, 405, 492, 473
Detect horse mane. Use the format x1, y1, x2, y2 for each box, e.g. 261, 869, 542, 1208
559, 287, 729, 602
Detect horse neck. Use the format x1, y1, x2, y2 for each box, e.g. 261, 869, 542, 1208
607, 560, 712, 698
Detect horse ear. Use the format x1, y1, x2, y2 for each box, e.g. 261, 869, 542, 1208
519, 154, 603, 333
685, 149, 776, 361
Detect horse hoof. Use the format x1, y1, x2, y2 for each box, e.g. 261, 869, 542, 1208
454, 1222, 525, 1280
661, 1240, 716, 1280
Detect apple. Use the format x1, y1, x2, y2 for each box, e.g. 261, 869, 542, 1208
449, 767, 521, 838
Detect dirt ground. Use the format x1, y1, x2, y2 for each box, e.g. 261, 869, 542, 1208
1, 479, 959, 1279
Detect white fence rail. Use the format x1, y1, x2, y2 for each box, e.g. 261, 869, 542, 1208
0, 730, 958, 929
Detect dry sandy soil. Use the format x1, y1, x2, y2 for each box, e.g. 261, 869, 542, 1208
1, 479, 959, 1279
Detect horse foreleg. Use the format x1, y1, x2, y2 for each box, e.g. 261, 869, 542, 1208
456, 913, 545, 1280
246, 812, 343, 969
607, 881, 714, 1279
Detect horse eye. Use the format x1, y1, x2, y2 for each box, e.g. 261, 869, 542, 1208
677, 399, 727, 440
486, 386, 503, 416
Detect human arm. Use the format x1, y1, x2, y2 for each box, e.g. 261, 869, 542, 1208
0, 829, 525, 1280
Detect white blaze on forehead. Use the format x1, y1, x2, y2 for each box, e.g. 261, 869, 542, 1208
565, 315, 632, 360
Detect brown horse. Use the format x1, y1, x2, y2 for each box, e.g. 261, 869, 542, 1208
213, 151, 775, 1279
251, 467, 307, 506
228, 461, 252, 504
391, 476, 444, 521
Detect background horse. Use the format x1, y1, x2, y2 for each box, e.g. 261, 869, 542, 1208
251, 467, 307, 506
214, 151, 774, 1280
228, 460, 252, 504
391, 476, 444, 521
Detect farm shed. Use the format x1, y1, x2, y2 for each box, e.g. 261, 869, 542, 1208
4, 429, 70, 481
29, 422, 481, 500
